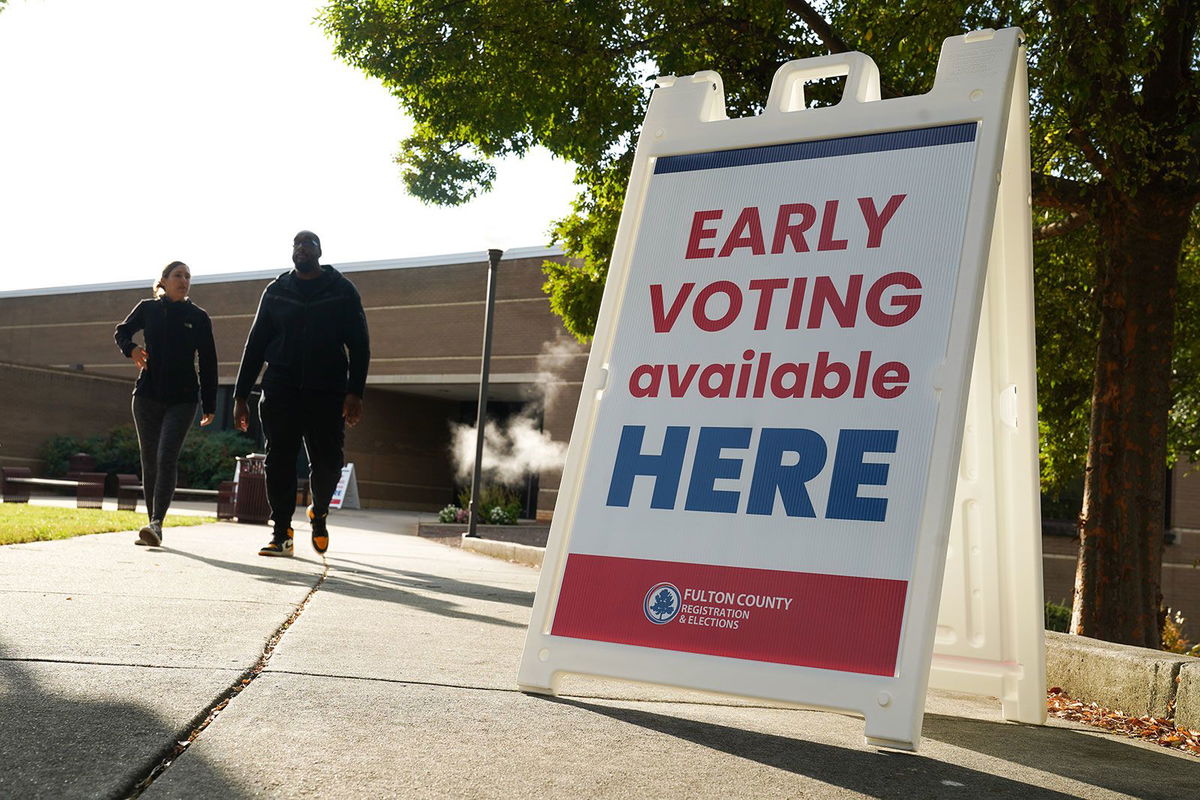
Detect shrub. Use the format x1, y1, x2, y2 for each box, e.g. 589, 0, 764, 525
178, 429, 256, 489
1043, 602, 1200, 656
87, 425, 142, 476
39, 435, 84, 477
39, 426, 140, 477
38, 424, 255, 489
446, 484, 522, 525
1162, 608, 1200, 657
488, 505, 517, 525
438, 505, 469, 524
1045, 600, 1071, 633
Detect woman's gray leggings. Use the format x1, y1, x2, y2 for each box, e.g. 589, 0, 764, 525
132, 396, 197, 522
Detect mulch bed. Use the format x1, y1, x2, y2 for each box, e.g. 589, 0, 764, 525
1047, 687, 1200, 757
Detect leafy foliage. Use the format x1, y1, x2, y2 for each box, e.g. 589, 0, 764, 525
39, 427, 141, 478
1032, 219, 1099, 499
321, 2, 1200, 644
1044, 600, 1071, 633
180, 430, 257, 489
39, 425, 255, 490
318, 1, 1198, 500
39, 435, 93, 479
438, 504, 470, 524
443, 484, 523, 525
1162, 608, 1200, 657
1170, 219, 1200, 468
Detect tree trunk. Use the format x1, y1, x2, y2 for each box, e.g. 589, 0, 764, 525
1072, 188, 1192, 648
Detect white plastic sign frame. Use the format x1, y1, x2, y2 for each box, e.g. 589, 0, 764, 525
520, 28, 1033, 750
927, 41, 1045, 726
329, 463, 359, 510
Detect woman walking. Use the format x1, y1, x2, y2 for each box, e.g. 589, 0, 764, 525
114, 261, 217, 546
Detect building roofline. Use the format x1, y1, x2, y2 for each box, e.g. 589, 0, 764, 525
0, 246, 566, 299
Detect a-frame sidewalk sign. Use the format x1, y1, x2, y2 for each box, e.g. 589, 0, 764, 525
519, 27, 1044, 751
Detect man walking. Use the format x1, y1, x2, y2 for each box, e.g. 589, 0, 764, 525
233, 231, 370, 556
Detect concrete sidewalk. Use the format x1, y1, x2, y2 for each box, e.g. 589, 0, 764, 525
0, 513, 1195, 799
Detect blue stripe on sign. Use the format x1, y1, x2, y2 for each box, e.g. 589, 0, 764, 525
653, 122, 977, 175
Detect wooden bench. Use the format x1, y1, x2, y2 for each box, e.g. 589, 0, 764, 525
116, 474, 239, 520
1, 467, 106, 509
113, 474, 308, 522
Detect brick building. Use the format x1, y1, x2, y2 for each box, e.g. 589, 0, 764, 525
0, 247, 587, 517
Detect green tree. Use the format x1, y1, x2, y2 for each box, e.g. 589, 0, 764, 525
320, 1, 1200, 648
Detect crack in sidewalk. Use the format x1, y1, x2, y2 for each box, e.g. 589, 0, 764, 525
120, 558, 329, 800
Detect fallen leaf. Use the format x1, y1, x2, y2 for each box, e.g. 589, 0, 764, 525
1047, 690, 1200, 757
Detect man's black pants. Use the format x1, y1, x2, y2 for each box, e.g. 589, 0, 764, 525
259, 390, 344, 532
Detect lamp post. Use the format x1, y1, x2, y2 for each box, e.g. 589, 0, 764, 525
467, 247, 503, 538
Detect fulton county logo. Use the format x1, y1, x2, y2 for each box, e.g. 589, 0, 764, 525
643, 582, 682, 624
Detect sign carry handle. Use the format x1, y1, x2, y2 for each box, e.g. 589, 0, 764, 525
767, 52, 882, 112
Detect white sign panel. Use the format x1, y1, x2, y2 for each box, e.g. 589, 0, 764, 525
521, 29, 1031, 750
554, 126, 976, 676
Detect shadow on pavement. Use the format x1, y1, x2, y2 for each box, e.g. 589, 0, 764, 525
547, 697, 1080, 799
321, 572, 526, 629
307, 509, 430, 535
161, 549, 525, 629
0, 643, 246, 800
327, 555, 536, 608
922, 712, 1194, 799
159, 546, 323, 587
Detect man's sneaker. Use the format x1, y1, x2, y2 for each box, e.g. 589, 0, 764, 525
258, 528, 294, 557
308, 506, 329, 554
138, 521, 162, 547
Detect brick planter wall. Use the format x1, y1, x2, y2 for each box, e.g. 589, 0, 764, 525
416, 521, 549, 548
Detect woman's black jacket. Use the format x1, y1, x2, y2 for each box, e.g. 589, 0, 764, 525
114, 298, 218, 414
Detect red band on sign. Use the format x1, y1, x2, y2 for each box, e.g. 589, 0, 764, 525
551, 554, 907, 676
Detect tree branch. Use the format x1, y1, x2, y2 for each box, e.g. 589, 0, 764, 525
783, 0, 852, 54
1068, 127, 1112, 181
1032, 173, 1097, 213
782, 0, 900, 99
1044, 0, 1138, 164
1033, 211, 1091, 241
1143, 0, 1199, 122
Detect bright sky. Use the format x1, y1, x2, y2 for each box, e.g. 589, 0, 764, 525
0, 0, 579, 293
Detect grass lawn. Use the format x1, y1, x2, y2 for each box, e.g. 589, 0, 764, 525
0, 505, 215, 546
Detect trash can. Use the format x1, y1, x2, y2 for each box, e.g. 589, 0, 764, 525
216, 480, 237, 520
234, 454, 270, 525
67, 452, 96, 475
76, 472, 106, 510
116, 474, 141, 512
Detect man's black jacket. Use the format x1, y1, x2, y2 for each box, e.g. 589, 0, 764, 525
234, 266, 370, 399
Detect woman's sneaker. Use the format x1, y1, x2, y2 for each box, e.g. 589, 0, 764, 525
307, 506, 329, 554
137, 521, 162, 547
258, 528, 294, 557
